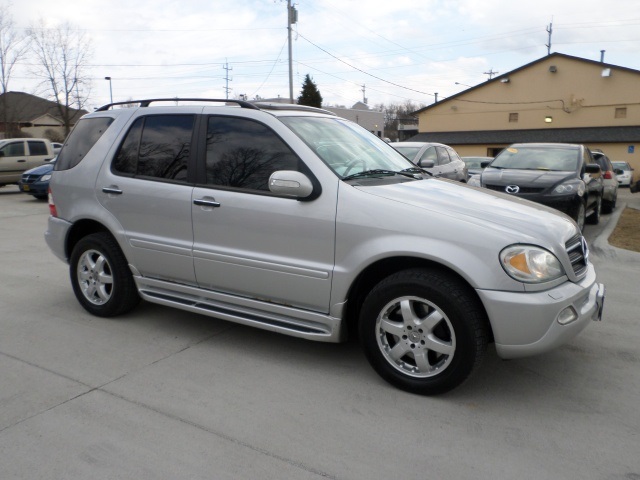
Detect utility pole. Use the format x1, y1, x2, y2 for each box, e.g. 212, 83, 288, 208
287, 0, 298, 103
361, 84, 367, 104
483, 68, 499, 80
546, 19, 553, 55
223, 59, 232, 99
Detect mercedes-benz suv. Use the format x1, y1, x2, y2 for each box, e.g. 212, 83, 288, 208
45, 99, 605, 395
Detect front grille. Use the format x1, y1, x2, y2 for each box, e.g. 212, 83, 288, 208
565, 234, 588, 277
21, 174, 40, 185
484, 184, 545, 194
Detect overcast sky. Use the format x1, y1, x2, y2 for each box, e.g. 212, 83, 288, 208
9, 0, 640, 110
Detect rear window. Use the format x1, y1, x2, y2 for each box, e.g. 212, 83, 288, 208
56, 117, 114, 170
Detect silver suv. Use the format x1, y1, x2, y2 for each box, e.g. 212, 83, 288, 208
45, 99, 605, 395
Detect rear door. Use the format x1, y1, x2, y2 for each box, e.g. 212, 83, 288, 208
97, 113, 198, 285
26, 140, 53, 169
0, 140, 27, 183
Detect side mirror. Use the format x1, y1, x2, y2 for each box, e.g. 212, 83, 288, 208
480, 160, 491, 168
419, 159, 435, 168
269, 171, 314, 199
585, 164, 601, 174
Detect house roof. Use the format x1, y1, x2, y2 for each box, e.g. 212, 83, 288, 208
0, 91, 87, 123
413, 53, 640, 115
409, 126, 640, 145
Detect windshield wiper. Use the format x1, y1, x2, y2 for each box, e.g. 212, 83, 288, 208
342, 169, 419, 181
401, 167, 433, 177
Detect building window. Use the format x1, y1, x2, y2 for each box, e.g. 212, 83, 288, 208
509, 113, 519, 123
615, 107, 627, 119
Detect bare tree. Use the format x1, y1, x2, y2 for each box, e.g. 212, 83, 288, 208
27, 20, 92, 135
0, 3, 30, 137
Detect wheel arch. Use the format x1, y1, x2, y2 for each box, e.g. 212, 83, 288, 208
344, 256, 493, 342
65, 219, 113, 260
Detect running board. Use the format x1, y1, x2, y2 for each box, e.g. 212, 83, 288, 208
134, 276, 344, 342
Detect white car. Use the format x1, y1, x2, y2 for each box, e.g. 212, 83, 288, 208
612, 161, 634, 186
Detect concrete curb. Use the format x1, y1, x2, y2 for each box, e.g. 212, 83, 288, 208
591, 197, 640, 264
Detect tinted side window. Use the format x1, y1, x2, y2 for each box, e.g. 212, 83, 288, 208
1, 142, 25, 156
56, 117, 114, 170
27, 141, 48, 156
205, 116, 300, 192
113, 115, 194, 182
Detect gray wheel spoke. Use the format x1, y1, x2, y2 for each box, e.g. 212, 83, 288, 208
422, 310, 443, 331
399, 299, 417, 324
425, 334, 453, 355
97, 271, 113, 285
388, 342, 411, 361
380, 318, 405, 337
413, 351, 432, 372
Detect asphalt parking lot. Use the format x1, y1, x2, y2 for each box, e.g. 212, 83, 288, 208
1, 185, 639, 480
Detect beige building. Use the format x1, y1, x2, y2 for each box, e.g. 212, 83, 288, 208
412, 53, 640, 170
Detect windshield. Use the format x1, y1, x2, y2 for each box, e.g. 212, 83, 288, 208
491, 146, 579, 171
280, 116, 415, 178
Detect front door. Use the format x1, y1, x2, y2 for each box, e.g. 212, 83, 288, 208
192, 115, 337, 313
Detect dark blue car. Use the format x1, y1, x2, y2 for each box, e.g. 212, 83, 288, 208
18, 159, 55, 200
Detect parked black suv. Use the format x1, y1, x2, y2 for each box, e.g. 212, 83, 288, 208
479, 143, 603, 230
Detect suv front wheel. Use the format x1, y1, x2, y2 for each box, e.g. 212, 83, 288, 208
69, 233, 140, 317
586, 195, 601, 225
359, 268, 488, 395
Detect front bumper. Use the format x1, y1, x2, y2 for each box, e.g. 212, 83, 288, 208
477, 264, 604, 359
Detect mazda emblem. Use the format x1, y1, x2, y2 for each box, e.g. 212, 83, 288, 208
505, 185, 520, 194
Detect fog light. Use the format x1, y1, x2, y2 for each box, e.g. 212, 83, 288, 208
557, 306, 578, 325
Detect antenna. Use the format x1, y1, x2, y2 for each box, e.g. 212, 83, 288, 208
545, 18, 553, 55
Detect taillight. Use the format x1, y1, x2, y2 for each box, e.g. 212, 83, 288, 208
48, 188, 58, 217
603, 171, 613, 180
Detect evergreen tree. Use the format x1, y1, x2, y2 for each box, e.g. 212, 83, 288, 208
297, 74, 323, 108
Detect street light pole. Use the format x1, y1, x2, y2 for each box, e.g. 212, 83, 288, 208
104, 76, 113, 104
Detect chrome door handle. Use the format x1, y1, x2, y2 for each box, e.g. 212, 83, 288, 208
193, 198, 221, 208
102, 187, 123, 195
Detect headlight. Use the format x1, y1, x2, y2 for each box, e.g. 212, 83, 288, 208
41, 174, 52, 181
553, 180, 584, 195
500, 245, 565, 283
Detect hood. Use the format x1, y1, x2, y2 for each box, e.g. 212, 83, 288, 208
481, 167, 574, 189
356, 178, 578, 244
24, 161, 55, 175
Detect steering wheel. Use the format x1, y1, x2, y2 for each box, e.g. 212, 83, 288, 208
342, 158, 367, 177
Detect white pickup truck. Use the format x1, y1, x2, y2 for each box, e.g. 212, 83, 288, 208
0, 138, 56, 187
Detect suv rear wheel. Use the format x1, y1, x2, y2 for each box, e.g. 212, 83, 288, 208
359, 268, 488, 395
69, 233, 140, 317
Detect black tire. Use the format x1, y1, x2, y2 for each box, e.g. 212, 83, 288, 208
359, 268, 489, 395
602, 194, 616, 214
69, 232, 140, 317
586, 195, 601, 225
